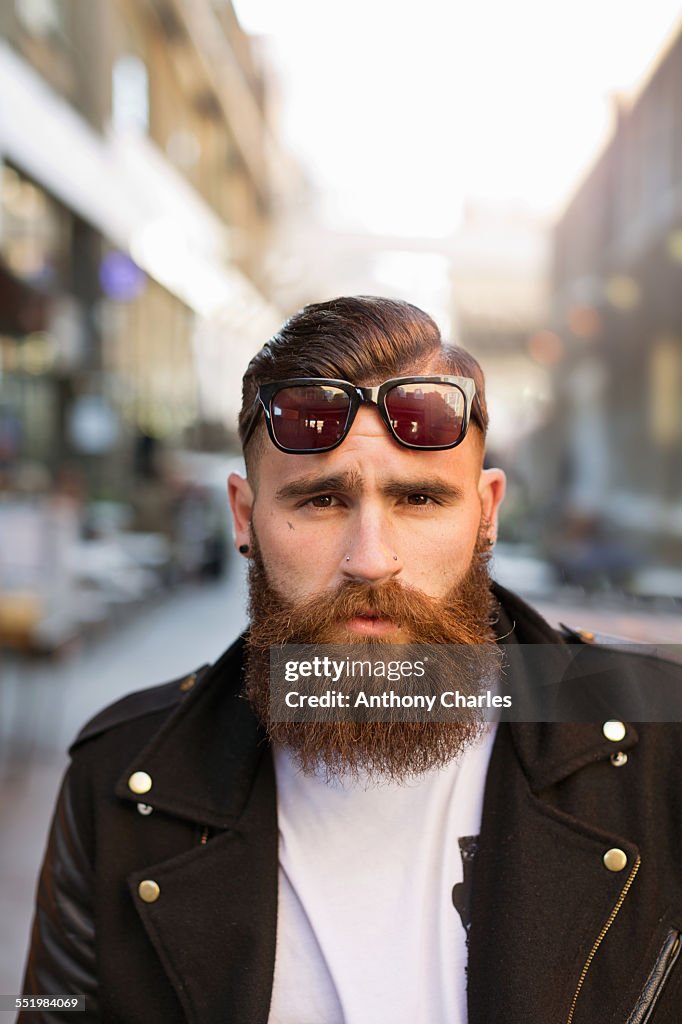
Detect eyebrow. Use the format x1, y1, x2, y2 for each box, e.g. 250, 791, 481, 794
275, 471, 364, 500
381, 479, 464, 502
275, 471, 464, 503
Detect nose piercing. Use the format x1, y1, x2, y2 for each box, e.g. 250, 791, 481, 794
345, 553, 399, 562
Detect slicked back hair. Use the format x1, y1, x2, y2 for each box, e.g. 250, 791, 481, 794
239, 295, 488, 473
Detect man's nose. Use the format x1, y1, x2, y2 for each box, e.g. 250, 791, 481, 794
341, 509, 402, 583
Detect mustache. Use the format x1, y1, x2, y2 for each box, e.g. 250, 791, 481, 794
247, 573, 494, 649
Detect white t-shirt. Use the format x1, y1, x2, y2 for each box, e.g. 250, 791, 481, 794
268, 726, 496, 1024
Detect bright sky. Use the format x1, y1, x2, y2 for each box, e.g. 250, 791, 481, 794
233, 0, 681, 237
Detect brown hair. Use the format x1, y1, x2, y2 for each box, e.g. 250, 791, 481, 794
239, 295, 488, 468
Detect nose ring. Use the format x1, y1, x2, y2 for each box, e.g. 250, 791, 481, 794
393, 554, 398, 561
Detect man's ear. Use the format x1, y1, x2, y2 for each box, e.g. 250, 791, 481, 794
228, 472, 254, 552
478, 467, 506, 543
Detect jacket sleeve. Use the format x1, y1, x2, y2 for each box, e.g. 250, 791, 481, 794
18, 762, 99, 1022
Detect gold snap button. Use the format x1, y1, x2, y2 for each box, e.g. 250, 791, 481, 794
179, 673, 196, 693
128, 771, 152, 795
603, 848, 628, 872
136, 802, 153, 815
602, 721, 626, 743
610, 751, 628, 767
138, 879, 160, 903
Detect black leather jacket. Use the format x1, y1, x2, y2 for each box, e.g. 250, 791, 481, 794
19, 584, 682, 1022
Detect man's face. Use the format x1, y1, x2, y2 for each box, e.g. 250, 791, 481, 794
228, 383, 506, 781
230, 402, 505, 641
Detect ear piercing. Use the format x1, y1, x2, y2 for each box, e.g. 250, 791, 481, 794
239, 544, 250, 555
487, 537, 495, 546
393, 554, 398, 561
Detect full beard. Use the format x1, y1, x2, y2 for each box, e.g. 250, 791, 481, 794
244, 530, 502, 783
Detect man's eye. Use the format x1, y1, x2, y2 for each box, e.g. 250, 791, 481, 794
407, 494, 433, 506
308, 495, 337, 508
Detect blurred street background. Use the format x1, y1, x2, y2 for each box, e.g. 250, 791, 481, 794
1, 0, 682, 999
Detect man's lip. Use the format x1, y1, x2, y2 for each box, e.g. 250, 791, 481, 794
345, 614, 397, 636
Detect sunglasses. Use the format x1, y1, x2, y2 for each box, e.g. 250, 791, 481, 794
242, 376, 482, 454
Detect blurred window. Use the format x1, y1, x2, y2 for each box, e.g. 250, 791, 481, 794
112, 55, 149, 134
643, 79, 671, 205
0, 164, 69, 288
14, 0, 63, 37
649, 337, 681, 447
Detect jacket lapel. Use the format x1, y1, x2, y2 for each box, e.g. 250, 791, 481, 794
466, 721, 641, 1024
114, 637, 264, 829
467, 591, 642, 1023
115, 638, 279, 1024
127, 748, 278, 1024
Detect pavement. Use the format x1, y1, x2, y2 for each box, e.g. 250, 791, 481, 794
0, 568, 680, 1003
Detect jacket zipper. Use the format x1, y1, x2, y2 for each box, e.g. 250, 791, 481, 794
199, 825, 210, 845
626, 928, 681, 1024
566, 854, 641, 1024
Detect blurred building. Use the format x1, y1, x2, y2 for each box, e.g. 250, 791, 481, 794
0, 0, 293, 501
448, 201, 552, 457
547, 20, 682, 570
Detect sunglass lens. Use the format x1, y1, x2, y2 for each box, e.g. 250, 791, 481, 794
384, 383, 466, 447
270, 385, 351, 450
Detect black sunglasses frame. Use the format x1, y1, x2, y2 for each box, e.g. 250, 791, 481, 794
242, 375, 482, 454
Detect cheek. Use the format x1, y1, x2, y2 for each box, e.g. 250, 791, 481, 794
253, 509, 336, 600
404, 508, 481, 595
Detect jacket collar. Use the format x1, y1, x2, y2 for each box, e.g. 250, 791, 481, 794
114, 634, 267, 829
115, 583, 638, 824
492, 581, 639, 790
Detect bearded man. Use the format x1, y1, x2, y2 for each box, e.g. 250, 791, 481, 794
20, 297, 682, 1023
